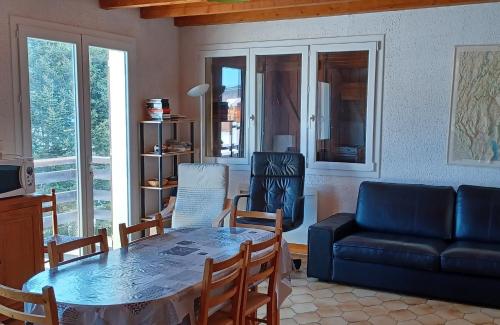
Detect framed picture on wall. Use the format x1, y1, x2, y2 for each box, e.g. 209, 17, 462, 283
448, 45, 500, 168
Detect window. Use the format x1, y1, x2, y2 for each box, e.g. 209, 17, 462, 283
256, 54, 302, 152
204, 55, 247, 160
201, 38, 381, 176
308, 42, 378, 173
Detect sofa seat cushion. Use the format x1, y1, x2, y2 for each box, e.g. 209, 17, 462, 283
333, 232, 448, 271
441, 241, 500, 278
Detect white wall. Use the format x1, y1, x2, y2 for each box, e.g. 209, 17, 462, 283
178, 3, 500, 220
0, 0, 179, 220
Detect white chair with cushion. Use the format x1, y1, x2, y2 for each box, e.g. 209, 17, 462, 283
165, 163, 230, 228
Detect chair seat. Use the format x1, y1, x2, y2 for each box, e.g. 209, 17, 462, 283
244, 291, 272, 315
208, 310, 234, 325
333, 232, 448, 271
44, 234, 82, 247
441, 241, 500, 278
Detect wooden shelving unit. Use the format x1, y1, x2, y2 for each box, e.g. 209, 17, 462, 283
139, 119, 195, 219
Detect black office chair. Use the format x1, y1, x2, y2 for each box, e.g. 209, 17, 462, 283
233, 152, 305, 268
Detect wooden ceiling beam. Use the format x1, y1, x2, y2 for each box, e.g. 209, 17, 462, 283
141, 0, 352, 18
170, 0, 499, 26
100, 0, 205, 9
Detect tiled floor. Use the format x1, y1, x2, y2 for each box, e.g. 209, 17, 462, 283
277, 257, 500, 325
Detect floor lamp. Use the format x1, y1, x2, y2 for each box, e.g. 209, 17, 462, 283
187, 83, 209, 163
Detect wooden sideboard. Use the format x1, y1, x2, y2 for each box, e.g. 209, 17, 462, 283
0, 195, 45, 316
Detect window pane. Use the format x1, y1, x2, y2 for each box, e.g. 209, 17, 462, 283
89, 46, 129, 246
27, 37, 82, 238
256, 54, 301, 152
205, 56, 246, 158
315, 51, 369, 163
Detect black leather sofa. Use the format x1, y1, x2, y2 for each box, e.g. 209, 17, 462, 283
307, 181, 500, 307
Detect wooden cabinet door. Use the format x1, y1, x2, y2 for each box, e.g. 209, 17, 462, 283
0, 207, 37, 289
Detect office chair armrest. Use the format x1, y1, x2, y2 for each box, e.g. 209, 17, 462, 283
233, 194, 250, 209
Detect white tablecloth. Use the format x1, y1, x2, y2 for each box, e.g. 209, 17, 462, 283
24, 227, 292, 324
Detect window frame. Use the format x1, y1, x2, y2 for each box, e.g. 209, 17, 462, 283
199, 35, 383, 177
249, 46, 309, 157
307, 42, 379, 175
200, 49, 252, 167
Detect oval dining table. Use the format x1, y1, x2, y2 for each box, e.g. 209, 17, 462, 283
24, 227, 292, 325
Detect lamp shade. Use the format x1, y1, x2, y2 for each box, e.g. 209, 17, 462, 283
187, 83, 209, 97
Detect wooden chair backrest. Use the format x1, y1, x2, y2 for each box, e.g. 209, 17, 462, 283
199, 243, 248, 325
230, 208, 283, 233
47, 228, 109, 268
41, 189, 58, 236
119, 214, 164, 247
0, 284, 58, 324
241, 232, 282, 322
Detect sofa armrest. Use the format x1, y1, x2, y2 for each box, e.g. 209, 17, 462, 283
307, 213, 356, 281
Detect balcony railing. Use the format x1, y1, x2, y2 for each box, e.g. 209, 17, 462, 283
35, 156, 112, 231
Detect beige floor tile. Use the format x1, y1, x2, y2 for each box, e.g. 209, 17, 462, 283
358, 296, 383, 307
369, 315, 397, 325
352, 288, 376, 297
481, 308, 500, 318
398, 321, 422, 325
434, 308, 464, 321
316, 306, 343, 317
341, 310, 369, 322
290, 294, 315, 304
409, 304, 435, 316
402, 296, 428, 305
382, 300, 409, 311
376, 292, 402, 302
364, 305, 389, 317
291, 303, 318, 313
281, 308, 296, 319
319, 316, 347, 325
331, 285, 353, 294
445, 319, 474, 325
417, 314, 446, 325
338, 301, 363, 312
463, 312, 493, 324
281, 318, 299, 325
334, 292, 357, 302
308, 282, 334, 291
313, 297, 339, 308
293, 312, 321, 324
310, 288, 334, 299
389, 309, 417, 321
292, 286, 313, 296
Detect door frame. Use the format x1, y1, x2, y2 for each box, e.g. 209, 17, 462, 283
11, 17, 136, 241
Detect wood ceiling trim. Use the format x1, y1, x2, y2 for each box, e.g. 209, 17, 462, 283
169, 0, 499, 26
100, 0, 205, 9
141, 0, 353, 18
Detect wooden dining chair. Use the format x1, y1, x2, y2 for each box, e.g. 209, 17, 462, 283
199, 243, 248, 325
119, 214, 164, 247
0, 284, 58, 325
42, 189, 83, 253
47, 228, 109, 268
230, 208, 283, 233
240, 232, 282, 325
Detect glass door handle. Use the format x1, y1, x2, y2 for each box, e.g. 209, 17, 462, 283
250, 114, 255, 122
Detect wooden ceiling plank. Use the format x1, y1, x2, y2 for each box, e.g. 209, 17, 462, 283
141, 0, 352, 18
100, 0, 205, 9
171, 0, 499, 26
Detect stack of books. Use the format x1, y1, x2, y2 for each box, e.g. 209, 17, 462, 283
146, 98, 171, 120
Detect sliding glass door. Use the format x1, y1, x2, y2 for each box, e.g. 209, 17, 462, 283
18, 26, 131, 247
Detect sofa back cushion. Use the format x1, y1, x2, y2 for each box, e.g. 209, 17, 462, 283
355, 182, 456, 239
455, 185, 500, 243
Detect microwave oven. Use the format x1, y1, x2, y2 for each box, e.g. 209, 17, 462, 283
0, 157, 35, 198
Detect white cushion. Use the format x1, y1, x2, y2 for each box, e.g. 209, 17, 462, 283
172, 163, 228, 228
